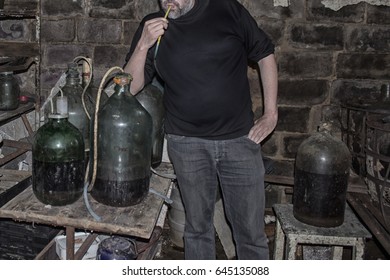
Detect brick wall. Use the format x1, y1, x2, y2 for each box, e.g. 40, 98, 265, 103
2, 0, 390, 176
243, 0, 390, 176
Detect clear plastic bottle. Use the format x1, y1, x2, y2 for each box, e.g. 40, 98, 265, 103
90, 73, 153, 207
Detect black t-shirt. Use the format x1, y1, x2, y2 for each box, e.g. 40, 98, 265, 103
126, 0, 274, 140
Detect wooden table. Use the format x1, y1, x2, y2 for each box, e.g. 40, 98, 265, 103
0, 165, 173, 260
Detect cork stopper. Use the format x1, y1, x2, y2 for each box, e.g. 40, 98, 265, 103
113, 73, 133, 86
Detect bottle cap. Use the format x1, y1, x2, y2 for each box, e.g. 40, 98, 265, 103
56, 96, 68, 115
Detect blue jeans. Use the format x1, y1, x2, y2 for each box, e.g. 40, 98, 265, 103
166, 134, 269, 260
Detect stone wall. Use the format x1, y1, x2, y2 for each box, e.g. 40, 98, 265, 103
1, 0, 390, 176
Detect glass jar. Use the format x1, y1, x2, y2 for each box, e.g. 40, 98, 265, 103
32, 114, 85, 206
96, 236, 138, 260
0, 71, 20, 110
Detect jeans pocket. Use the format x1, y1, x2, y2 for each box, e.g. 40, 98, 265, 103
166, 134, 186, 142
242, 135, 259, 146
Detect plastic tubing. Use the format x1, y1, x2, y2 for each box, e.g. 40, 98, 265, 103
82, 66, 124, 221
73, 56, 93, 120
154, 6, 171, 59
87, 66, 124, 190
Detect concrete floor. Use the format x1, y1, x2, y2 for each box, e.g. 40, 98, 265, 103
154, 214, 389, 260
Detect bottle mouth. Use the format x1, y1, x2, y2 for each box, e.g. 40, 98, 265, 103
48, 113, 68, 119
113, 73, 133, 86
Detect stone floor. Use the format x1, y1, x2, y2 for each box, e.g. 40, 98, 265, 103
154, 212, 390, 260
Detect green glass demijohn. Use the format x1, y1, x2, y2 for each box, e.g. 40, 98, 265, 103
90, 73, 153, 207
0, 71, 20, 110
61, 62, 94, 151
32, 112, 85, 206
135, 83, 165, 168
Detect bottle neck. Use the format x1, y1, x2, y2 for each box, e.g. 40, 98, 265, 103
66, 77, 81, 86
48, 114, 68, 123
114, 83, 130, 95
318, 122, 333, 136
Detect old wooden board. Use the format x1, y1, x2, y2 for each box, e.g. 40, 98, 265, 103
0, 173, 172, 240
347, 192, 390, 255
0, 170, 32, 207
0, 169, 31, 187
0, 0, 38, 17
0, 102, 35, 125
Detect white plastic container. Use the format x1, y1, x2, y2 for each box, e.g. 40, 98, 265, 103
55, 232, 100, 260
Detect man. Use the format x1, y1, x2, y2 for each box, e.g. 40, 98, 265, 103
124, 0, 278, 260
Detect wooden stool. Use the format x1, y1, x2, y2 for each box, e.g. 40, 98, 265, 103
273, 204, 371, 260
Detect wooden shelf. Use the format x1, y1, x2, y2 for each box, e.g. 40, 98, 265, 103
347, 192, 390, 255
0, 42, 39, 58
0, 103, 35, 166
0, 102, 35, 126
0, 171, 172, 240
0, 56, 37, 73
0, 10, 37, 18
0, 170, 31, 207
0, 0, 38, 18
0, 0, 39, 171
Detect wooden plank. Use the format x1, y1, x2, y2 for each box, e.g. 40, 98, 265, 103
0, 172, 172, 239
0, 56, 36, 72
0, 175, 32, 207
0, 102, 35, 125
0, 44, 39, 58
34, 230, 64, 260
265, 174, 294, 186
0, 0, 38, 17
74, 233, 99, 260
0, 169, 32, 181
0, 169, 32, 190
347, 192, 390, 255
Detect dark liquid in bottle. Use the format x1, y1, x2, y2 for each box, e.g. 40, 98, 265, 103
91, 177, 149, 207
32, 159, 85, 206
293, 168, 348, 227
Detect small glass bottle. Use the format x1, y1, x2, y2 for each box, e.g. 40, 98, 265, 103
0, 71, 20, 110
32, 108, 85, 206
